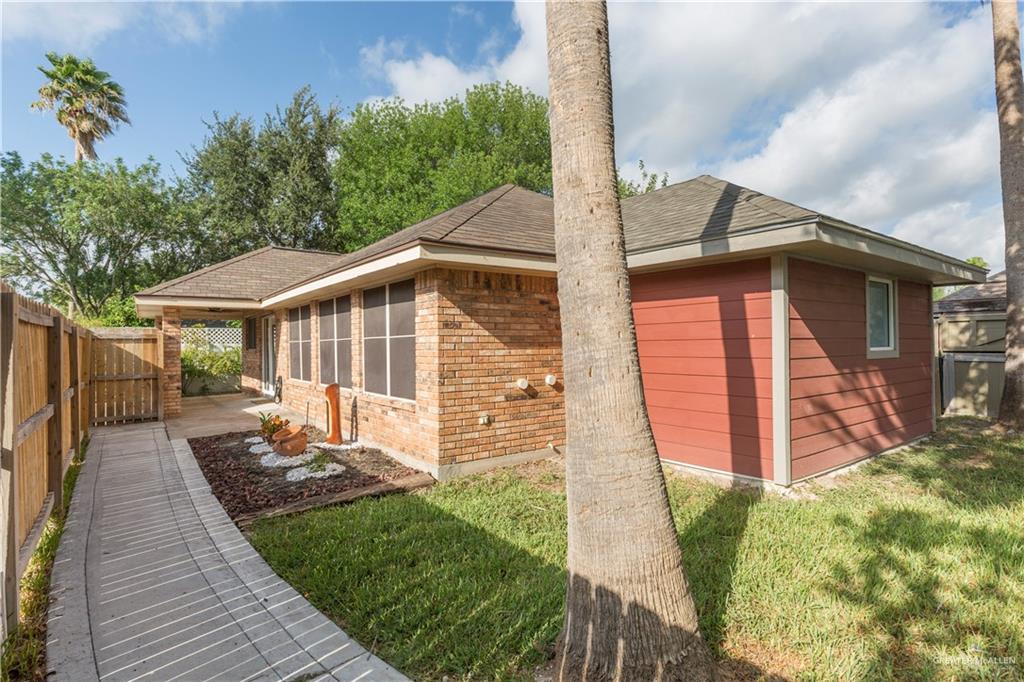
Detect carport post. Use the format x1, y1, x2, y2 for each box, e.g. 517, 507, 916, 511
160, 308, 182, 418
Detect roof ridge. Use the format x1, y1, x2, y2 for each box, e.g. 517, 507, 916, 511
433, 184, 517, 242
692, 175, 809, 224
137, 245, 276, 296
268, 245, 345, 257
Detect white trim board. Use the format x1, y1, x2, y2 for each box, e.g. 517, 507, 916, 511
770, 254, 792, 486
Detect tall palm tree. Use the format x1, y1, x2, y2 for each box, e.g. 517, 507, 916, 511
991, 0, 1024, 426
545, 2, 716, 679
31, 52, 130, 162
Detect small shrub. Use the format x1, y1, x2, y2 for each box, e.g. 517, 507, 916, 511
258, 412, 289, 441
181, 344, 241, 395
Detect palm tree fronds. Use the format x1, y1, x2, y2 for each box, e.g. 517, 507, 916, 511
31, 52, 130, 161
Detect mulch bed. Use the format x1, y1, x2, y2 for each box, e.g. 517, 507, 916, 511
188, 426, 421, 520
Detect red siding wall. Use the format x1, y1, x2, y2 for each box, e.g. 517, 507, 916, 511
788, 258, 933, 479
632, 258, 773, 479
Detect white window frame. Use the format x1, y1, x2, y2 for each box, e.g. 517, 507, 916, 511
866, 275, 899, 359
362, 281, 416, 402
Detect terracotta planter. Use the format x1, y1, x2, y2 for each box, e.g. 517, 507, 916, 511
272, 425, 303, 443
273, 431, 308, 457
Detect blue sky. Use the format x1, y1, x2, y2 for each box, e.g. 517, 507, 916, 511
2, 2, 520, 175
2, 1, 1018, 270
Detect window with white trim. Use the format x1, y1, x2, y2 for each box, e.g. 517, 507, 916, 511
867, 276, 896, 354
288, 305, 311, 381
318, 295, 352, 388
363, 279, 415, 400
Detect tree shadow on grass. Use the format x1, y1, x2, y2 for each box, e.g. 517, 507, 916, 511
249, 483, 567, 680
827, 506, 1024, 679
866, 418, 1024, 511
677, 485, 762, 655
248, 474, 775, 680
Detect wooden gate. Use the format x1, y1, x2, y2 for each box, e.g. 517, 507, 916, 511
90, 328, 163, 425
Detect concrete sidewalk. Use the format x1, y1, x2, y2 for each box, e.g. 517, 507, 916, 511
47, 421, 407, 682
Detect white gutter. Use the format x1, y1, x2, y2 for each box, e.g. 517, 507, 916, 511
815, 219, 987, 284
260, 245, 426, 307
134, 296, 258, 309
260, 242, 559, 308
626, 220, 819, 271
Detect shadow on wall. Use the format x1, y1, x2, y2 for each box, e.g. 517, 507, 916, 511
699, 181, 766, 482
247, 477, 775, 680
794, 273, 933, 478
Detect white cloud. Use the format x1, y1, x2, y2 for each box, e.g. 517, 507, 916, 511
892, 202, 1006, 272
1, 1, 238, 50
720, 9, 996, 224
355, 2, 1009, 269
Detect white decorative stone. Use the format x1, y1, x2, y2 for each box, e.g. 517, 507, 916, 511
285, 463, 347, 482
259, 452, 314, 468
244, 436, 264, 444
310, 441, 360, 452
248, 443, 273, 454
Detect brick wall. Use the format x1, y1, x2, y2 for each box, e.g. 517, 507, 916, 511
248, 267, 564, 475
241, 317, 261, 395
161, 307, 182, 417
435, 269, 564, 466
273, 270, 442, 467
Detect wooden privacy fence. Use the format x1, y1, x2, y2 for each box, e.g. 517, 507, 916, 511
0, 285, 163, 638
934, 312, 1007, 418
1, 282, 92, 639
91, 328, 163, 425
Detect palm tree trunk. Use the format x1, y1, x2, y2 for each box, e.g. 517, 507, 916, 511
545, 2, 716, 679
992, 0, 1024, 427
74, 134, 97, 162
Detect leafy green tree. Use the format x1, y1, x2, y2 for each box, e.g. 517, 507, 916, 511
933, 255, 989, 300
617, 159, 669, 198
333, 82, 552, 250
74, 294, 153, 328
0, 152, 183, 317
31, 52, 130, 161
183, 86, 340, 262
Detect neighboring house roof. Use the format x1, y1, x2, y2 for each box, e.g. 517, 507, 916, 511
136, 246, 347, 300
934, 270, 1007, 314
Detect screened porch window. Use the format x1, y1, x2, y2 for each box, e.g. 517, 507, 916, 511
288, 305, 311, 381
319, 295, 352, 388
363, 279, 415, 400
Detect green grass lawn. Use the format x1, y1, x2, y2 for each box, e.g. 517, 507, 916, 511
248, 419, 1024, 681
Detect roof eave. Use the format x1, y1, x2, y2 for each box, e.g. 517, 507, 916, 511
260, 241, 558, 309
815, 218, 987, 285
626, 218, 987, 285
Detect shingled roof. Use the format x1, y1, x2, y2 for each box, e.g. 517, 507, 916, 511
137, 246, 347, 300
622, 175, 817, 252
140, 174, 975, 304
934, 271, 1007, 314
268, 175, 823, 296
293, 184, 555, 281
